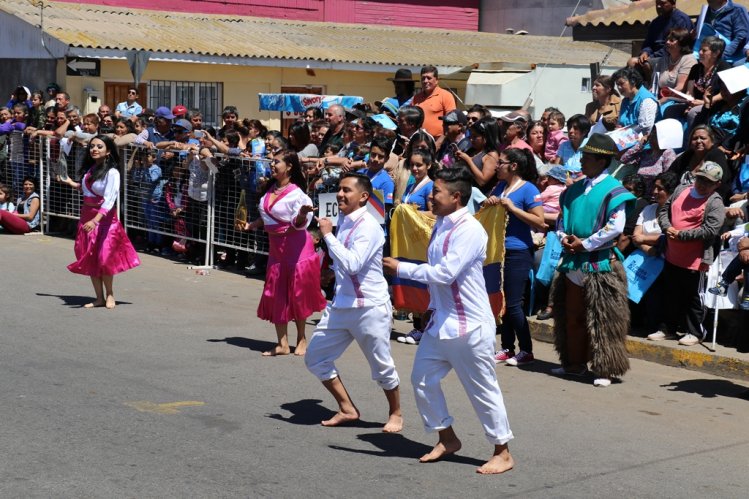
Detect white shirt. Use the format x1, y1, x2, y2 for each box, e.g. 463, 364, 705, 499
636, 203, 662, 235
397, 207, 494, 339
83, 168, 120, 213
258, 185, 313, 227
324, 207, 388, 308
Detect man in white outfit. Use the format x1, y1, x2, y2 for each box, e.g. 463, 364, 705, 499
383, 167, 515, 474
306, 173, 403, 432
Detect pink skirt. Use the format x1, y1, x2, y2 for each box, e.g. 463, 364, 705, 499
257, 225, 326, 324
67, 205, 141, 277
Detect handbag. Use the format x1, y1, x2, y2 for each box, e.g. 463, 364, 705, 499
623, 249, 665, 303
536, 231, 563, 287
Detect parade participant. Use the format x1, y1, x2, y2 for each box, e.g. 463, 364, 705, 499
551, 133, 636, 387
237, 150, 326, 356
305, 173, 402, 432
59, 135, 141, 309
383, 167, 515, 475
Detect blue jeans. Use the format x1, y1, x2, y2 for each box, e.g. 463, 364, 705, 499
499, 248, 533, 353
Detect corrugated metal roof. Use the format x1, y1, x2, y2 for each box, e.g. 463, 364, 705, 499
1, 0, 629, 68
568, 0, 749, 28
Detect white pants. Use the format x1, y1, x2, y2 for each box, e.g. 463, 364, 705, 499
305, 302, 400, 391
411, 323, 514, 445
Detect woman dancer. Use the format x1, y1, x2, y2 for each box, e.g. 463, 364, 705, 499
238, 150, 326, 356
59, 135, 140, 309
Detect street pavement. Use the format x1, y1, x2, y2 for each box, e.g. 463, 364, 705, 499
2, 234, 748, 498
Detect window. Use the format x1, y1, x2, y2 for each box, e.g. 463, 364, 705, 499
580, 77, 592, 93
148, 81, 223, 127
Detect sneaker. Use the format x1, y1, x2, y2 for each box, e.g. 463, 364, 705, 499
593, 377, 612, 387
551, 366, 588, 377
708, 281, 729, 296
397, 329, 422, 345
494, 349, 515, 364
647, 330, 677, 341
678, 333, 701, 346
506, 351, 535, 366
740, 295, 749, 311
536, 308, 553, 321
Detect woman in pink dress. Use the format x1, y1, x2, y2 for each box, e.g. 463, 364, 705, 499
59, 135, 140, 309
238, 150, 326, 356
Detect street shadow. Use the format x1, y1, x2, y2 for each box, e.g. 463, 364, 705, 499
267, 399, 381, 428
661, 379, 749, 400
35, 292, 132, 308
506, 358, 596, 385
206, 336, 277, 353
330, 432, 485, 467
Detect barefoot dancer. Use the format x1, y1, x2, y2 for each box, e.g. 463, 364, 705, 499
383, 167, 515, 474
60, 135, 140, 309
238, 150, 326, 356
305, 173, 402, 433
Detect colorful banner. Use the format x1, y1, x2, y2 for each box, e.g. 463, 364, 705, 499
258, 93, 365, 113
317, 190, 385, 226
389, 204, 507, 319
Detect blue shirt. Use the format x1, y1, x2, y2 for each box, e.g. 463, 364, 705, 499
115, 101, 143, 119
641, 9, 693, 58
358, 167, 394, 206
556, 138, 587, 174
401, 178, 433, 210
491, 180, 541, 251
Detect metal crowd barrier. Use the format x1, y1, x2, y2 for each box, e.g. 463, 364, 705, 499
12, 131, 273, 267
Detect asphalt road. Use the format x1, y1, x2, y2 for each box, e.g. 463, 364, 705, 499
2, 234, 748, 498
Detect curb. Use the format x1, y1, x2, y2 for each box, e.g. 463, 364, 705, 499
528, 319, 749, 381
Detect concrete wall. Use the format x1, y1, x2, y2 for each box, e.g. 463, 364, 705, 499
0, 59, 58, 102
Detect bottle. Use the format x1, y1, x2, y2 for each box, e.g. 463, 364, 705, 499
235, 189, 248, 225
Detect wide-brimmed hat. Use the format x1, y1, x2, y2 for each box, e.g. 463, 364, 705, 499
694, 161, 723, 182
499, 110, 529, 123
579, 133, 618, 156
387, 68, 414, 82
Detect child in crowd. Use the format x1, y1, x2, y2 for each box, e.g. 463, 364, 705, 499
142, 151, 166, 253
0, 183, 15, 214
133, 118, 154, 148
535, 165, 567, 226
709, 222, 749, 310
165, 161, 190, 255
543, 111, 568, 162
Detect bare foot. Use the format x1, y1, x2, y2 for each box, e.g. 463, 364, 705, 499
477, 447, 514, 475
294, 339, 307, 356
262, 345, 291, 357
84, 300, 105, 309
382, 413, 403, 433
419, 438, 462, 463
321, 410, 360, 427
105, 295, 116, 309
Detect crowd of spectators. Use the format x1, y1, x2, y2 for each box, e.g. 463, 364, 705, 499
1, 1, 748, 355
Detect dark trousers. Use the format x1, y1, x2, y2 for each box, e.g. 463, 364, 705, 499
663, 261, 705, 337
499, 248, 533, 353
722, 255, 749, 294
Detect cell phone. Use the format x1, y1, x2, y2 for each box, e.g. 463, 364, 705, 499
194, 131, 205, 139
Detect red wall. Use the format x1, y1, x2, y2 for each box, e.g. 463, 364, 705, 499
59, 0, 479, 31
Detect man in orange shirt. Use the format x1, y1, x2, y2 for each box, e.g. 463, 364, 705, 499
412, 65, 456, 140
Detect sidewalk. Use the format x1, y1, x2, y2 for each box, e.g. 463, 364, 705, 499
527, 317, 749, 382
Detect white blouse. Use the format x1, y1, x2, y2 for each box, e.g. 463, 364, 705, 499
258, 185, 313, 227
83, 168, 120, 213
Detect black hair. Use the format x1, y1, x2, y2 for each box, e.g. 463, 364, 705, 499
611, 67, 644, 89
622, 174, 647, 198
115, 117, 135, 134
467, 104, 491, 119
434, 166, 472, 206
341, 172, 373, 197
421, 65, 439, 78
369, 136, 393, 155
222, 105, 238, 118
288, 121, 311, 152
21, 176, 38, 193
398, 105, 424, 129
224, 130, 241, 148
410, 147, 434, 166
502, 147, 538, 184
470, 117, 501, 153
83, 135, 120, 182
261, 150, 306, 197
655, 170, 680, 195
405, 130, 436, 159
566, 114, 592, 136
305, 106, 323, 120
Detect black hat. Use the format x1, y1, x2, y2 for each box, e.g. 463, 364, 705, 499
387, 68, 414, 82
579, 133, 619, 156
439, 109, 467, 125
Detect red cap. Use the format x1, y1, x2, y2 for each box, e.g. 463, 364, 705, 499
172, 105, 188, 116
